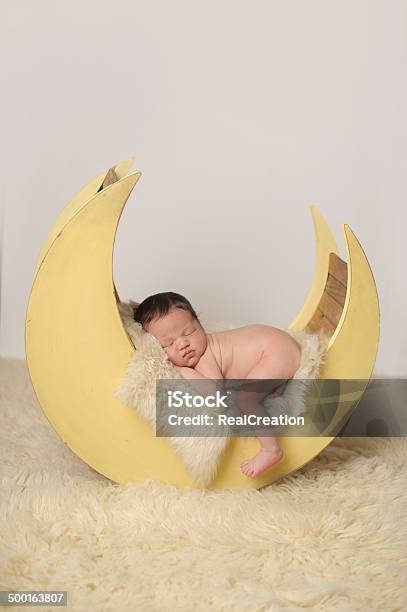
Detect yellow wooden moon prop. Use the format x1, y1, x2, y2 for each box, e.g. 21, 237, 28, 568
25, 160, 380, 489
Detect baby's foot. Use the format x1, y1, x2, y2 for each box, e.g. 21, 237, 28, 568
240, 447, 284, 478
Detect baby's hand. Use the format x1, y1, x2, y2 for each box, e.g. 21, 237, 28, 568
175, 366, 189, 376
175, 365, 220, 396
176, 366, 202, 379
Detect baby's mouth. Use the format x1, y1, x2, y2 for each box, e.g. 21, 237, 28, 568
184, 349, 194, 358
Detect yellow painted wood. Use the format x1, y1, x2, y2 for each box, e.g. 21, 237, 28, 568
25, 162, 380, 489
316, 224, 380, 437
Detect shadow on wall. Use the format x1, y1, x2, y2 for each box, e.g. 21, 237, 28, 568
338, 378, 407, 437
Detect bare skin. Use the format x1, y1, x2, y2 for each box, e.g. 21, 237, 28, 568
144, 307, 301, 478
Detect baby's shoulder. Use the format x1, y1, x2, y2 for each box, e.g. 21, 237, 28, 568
227, 323, 277, 339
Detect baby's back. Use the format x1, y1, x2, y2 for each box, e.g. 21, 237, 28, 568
207, 324, 301, 379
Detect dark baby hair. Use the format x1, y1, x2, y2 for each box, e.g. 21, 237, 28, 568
133, 292, 199, 328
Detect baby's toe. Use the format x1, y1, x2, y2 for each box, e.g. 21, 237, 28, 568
241, 463, 255, 478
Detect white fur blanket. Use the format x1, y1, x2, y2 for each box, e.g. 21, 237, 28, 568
114, 301, 330, 485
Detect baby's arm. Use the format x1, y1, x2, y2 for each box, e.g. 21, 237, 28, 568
175, 366, 224, 397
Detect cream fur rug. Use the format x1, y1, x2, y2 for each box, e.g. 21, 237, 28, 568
1, 357, 406, 610
114, 301, 330, 486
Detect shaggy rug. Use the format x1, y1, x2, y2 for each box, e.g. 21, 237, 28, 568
1, 357, 406, 611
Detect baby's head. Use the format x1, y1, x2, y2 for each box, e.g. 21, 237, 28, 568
134, 292, 207, 367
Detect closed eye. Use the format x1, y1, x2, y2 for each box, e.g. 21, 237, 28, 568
164, 329, 196, 347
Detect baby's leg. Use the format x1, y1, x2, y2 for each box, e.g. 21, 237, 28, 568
237, 356, 294, 478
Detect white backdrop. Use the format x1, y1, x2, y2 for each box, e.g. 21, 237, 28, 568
1, 0, 406, 376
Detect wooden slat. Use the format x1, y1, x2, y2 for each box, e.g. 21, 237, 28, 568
102, 167, 119, 188
329, 253, 347, 286
305, 252, 348, 336
326, 274, 347, 306
318, 291, 344, 327
305, 309, 336, 336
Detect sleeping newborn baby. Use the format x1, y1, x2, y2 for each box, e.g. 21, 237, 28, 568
134, 292, 301, 478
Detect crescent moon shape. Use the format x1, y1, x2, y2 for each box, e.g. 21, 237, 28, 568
25, 165, 380, 489
26, 169, 202, 487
